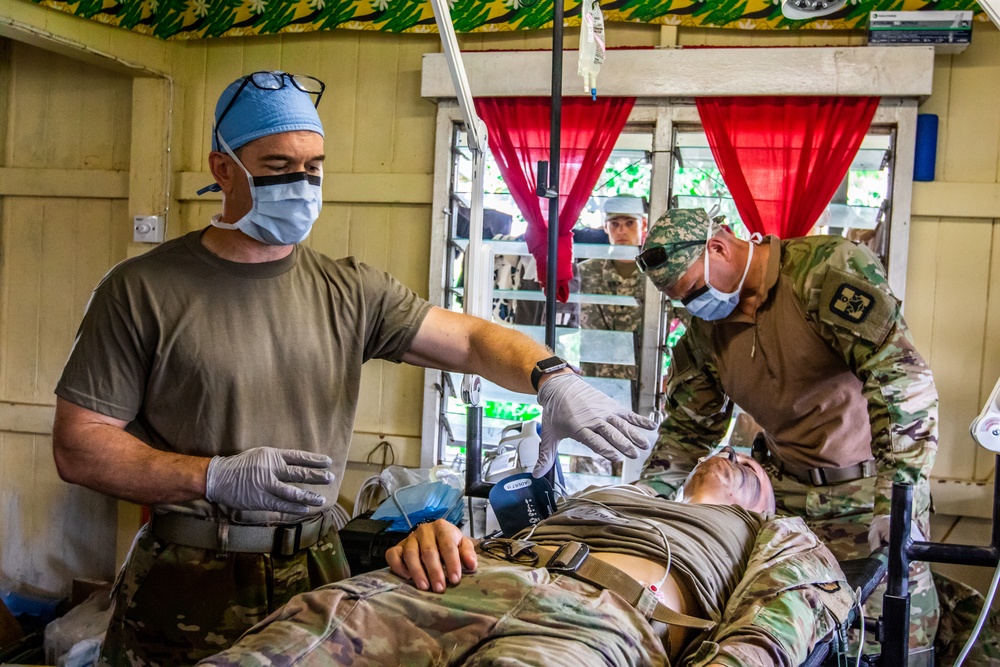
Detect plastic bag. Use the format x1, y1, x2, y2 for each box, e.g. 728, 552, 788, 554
43, 592, 111, 666
372, 466, 465, 531
578, 0, 606, 99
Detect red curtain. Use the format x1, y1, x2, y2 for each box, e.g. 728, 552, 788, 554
474, 97, 635, 301
695, 96, 880, 239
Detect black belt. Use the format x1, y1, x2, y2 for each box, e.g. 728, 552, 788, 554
150, 512, 332, 556
780, 459, 877, 487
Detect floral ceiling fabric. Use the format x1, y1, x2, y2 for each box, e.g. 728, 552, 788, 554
24, 0, 986, 40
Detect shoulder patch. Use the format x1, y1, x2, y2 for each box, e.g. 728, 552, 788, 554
814, 581, 842, 594
818, 267, 897, 344
829, 283, 876, 323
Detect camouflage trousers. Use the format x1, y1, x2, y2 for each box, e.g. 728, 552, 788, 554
200, 553, 670, 667
99, 522, 350, 667
772, 474, 938, 653
932, 570, 1000, 666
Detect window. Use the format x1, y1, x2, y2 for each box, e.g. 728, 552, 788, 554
432, 119, 655, 492
422, 100, 913, 489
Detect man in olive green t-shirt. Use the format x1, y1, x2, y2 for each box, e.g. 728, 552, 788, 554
52, 71, 657, 667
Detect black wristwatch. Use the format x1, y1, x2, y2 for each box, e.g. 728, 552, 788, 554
530, 355, 570, 391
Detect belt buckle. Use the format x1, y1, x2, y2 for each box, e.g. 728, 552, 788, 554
809, 467, 827, 486
547, 541, 590, 573
275, 521, 304, 557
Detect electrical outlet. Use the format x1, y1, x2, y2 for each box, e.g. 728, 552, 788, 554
133, 215, 165, 243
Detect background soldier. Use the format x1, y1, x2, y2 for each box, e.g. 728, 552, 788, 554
579, 195, 649, 408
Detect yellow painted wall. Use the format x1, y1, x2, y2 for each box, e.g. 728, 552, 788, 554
1, 0, 998, 593
906, 25, 1000, 491
0, 37, 132, 593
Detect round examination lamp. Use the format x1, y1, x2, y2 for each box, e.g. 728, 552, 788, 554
780, 0, 848, 20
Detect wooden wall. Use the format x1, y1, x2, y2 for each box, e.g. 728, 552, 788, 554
0, 0, 998, 595
0, 38, 132, 594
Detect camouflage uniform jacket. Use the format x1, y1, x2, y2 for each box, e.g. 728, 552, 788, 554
643, 235, 938, 519
685, 515, 855, 667
579, 258, 647, 381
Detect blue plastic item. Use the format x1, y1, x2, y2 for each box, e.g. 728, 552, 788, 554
913, 114, 938, 182
1, 589, 62, 625
371, 481, 464, 532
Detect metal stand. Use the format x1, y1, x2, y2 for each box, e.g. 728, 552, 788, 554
881, 454, 1000, 666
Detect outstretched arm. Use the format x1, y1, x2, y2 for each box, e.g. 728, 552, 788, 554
404, 307, 658, 476
401, 306, 563, 394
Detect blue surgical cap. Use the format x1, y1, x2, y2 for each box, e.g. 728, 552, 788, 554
212, 73, 324, 152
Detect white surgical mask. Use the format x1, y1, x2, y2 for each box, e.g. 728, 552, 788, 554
211, 135, 322, 246
682, 227, 756, 322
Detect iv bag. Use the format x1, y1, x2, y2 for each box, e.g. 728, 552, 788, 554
578, 0, 605, 100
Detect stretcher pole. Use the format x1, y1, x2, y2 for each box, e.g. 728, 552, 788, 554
882, 455, 1000, 666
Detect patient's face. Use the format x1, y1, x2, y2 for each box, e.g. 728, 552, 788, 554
682, 447, 776, 514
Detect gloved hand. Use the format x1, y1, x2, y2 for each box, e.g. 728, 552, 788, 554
868, 514, 927, 552
533, 373, 658, 477
205, 446, 333, 514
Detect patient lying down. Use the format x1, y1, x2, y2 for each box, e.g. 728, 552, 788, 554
201, 449, 855, 667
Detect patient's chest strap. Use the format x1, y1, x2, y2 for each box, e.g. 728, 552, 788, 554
535, 542, 716, 631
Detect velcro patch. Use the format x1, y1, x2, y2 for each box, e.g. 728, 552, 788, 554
818, 268, 896, 345
830, 284, 875, 323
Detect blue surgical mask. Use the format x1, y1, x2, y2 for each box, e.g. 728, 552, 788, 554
683, 236, 755, 322
211, 136, 322, 246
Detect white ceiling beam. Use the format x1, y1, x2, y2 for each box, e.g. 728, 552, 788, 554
422, 46, 934, 99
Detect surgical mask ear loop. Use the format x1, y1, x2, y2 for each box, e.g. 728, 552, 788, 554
211, 134, 257, 232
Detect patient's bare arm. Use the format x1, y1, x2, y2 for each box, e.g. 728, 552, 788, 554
385, 520, 477, 593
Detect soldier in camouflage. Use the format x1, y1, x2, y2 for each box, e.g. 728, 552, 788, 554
635, 208, 939, 659
579, 196, 649, 408
201, 453, 856, 667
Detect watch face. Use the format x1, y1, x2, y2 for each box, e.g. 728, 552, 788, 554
537, 356, 568, 372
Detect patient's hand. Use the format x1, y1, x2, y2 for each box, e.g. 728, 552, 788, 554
385, 519, 477, 593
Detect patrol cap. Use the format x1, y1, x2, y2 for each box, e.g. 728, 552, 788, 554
212, 72, 324, 152
639, 208, 712, 291
603, 195, 646, 218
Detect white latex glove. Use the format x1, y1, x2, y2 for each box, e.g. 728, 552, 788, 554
205, 446, 333, 514
868, 514, 927, 552
533, 373, 658, 477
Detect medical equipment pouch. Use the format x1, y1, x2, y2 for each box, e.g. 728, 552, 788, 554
488, 472, 556, 537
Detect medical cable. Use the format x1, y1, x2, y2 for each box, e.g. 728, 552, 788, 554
853, 586, 864, 667
953, 557, 1000, 666
329, 502, 351, 531
353, 475, 388, 517
366, 440, 395, 471
568, 489, 674, 586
